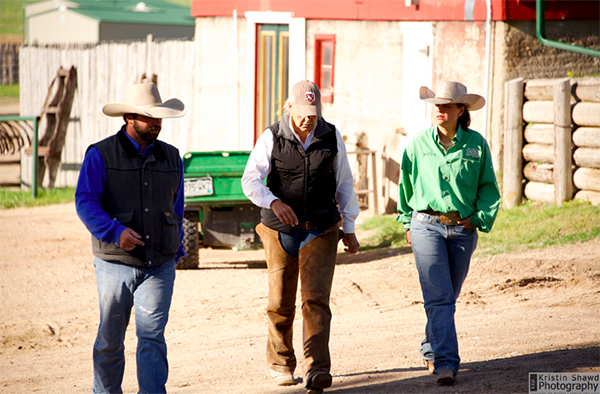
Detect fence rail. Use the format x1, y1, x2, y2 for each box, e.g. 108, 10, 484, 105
0, 116, 40, 197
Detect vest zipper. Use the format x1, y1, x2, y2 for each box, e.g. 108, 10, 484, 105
303, 155, 309, 220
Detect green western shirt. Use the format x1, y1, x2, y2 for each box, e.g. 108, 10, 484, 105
397, 125, 500, 233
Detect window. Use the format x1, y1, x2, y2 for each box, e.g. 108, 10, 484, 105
314, 35, 335, 103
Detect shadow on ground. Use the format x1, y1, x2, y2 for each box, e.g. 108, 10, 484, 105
337, 246, 413, 265
191, 246, 413, 270
326, 345, 600, 394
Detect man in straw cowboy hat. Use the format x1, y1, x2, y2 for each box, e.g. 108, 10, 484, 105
75, 82, 186, 393
242, 80, 360, 393
397, 80, 500, 385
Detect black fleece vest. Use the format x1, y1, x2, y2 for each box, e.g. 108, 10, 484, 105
90, 129, 182, 267
261, 115, 341, 233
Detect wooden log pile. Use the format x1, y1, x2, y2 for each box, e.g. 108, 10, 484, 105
572, 79, 600, 205
520, 78, 572, 204
510, 77, 600, 206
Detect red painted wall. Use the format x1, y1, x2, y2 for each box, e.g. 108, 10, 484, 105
191, 0, 599, 21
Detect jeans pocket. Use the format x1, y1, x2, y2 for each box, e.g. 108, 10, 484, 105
412, 211, 436, 224
457, 224, 477, 234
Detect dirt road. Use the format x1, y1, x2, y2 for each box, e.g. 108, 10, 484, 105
1, 203, 598, 393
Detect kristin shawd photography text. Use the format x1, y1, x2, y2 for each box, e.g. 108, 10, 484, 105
531, 373, 600, 393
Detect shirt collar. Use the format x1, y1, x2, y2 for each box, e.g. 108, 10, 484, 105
123, 126, 154, 157
433, 124, 466, 143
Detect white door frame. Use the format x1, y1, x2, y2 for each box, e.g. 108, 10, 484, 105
399, 22, 433, 137
244, 11, 306, 148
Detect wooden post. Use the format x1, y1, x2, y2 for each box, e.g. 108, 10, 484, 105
370, 150, 379, 215
553, 78, 573, 205
503, 78, 524, 208
356, 132, 369, 209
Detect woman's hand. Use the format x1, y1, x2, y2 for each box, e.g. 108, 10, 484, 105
342, 232, 360, 254
270, 199, 298, 226
457, 217, 474, 229
406, 229, 411, 245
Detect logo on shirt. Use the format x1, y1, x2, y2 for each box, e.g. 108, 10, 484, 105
466, 148, 480, 159
305, 92, 315, 103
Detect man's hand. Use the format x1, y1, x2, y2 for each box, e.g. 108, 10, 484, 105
270, 199, 298, 226
119, 228, 145, 251
342, 232, 360, 254
406, 229, 411, 245
457, 217, 474, 229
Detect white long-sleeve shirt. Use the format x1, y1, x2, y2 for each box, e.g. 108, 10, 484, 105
242, 117, 360, 233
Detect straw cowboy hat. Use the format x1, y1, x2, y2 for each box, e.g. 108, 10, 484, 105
102, 82, 186, 118
419, 80, 485, 111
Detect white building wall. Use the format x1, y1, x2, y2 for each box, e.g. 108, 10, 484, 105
24, 0, 77, 18
193, 16, 248, 152
306, 20, 405, 214
431, 21, 488, 134
193, 14, 306, 153
27, 10, 98, 45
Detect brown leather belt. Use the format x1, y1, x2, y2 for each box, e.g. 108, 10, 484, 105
296, 222, 317, 230
420, 210, 461, 226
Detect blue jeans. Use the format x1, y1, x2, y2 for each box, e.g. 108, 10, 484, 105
93, 257, 176, 394
410, 211, 478, 375
278, 228, 321, 258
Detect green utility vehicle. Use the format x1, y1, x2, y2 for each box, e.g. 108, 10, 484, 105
178, 151, 262, 269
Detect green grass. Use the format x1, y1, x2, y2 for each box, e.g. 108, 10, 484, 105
0, 187, 76, 209
477, 200, 600, 254
0, 84, 19, 99
357, 215, 407, 251
358, 200, 600, 256
0, 0, 27, 36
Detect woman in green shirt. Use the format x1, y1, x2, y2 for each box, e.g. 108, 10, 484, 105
397, 81, 500, 386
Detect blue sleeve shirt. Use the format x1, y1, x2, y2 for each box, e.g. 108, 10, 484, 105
75, 131, 186, 262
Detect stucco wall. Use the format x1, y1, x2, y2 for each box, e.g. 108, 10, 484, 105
489, 19, 600, 172
305, 19, 403, 147
305, 19, 404, 213
431, 21, 488, 135
193, 16, 249, 151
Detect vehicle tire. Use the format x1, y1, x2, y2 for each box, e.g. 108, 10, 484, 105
177, 210, 200, 269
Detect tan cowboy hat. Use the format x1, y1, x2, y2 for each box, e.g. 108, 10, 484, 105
419, 80, 485, 111
102, 82, 186, 118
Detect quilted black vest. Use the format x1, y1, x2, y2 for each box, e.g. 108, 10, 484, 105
89, 128, 182, 267
262, 114, 341, 233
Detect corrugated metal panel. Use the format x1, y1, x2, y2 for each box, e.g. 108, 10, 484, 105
24, 0, 78, 18
27, 10, 98, 45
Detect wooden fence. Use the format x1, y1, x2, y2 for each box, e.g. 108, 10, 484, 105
1, 43, 19, 85
19, 39, 195, 188
503, 77, 600, 207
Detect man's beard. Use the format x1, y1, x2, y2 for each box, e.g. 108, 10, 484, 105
133, 121, 161, 142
